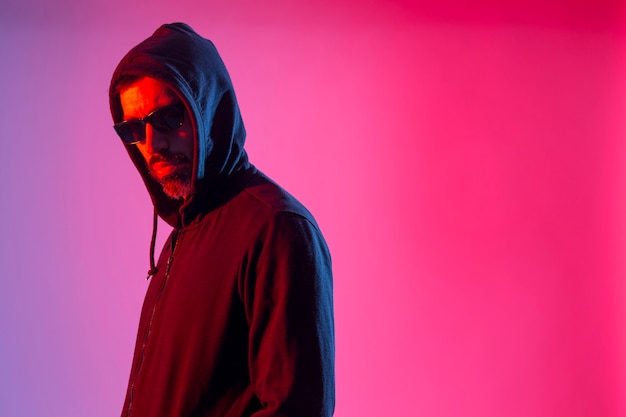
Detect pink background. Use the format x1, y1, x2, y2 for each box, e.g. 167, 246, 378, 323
1, 1, 625, 416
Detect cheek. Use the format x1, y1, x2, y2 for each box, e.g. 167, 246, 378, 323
182, 137, 195, 161
135, 144, 151, 162
180, 124, 195, 161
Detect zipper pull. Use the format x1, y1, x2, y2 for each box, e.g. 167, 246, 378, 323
165, 229, 180, 276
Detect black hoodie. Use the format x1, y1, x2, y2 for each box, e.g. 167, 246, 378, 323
109, 23, 335, 417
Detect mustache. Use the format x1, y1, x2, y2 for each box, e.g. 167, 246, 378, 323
148, 153, 191, 166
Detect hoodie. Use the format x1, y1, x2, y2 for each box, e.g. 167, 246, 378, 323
109, 23, 335, 417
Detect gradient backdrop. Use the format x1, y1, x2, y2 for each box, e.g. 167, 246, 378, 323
1, 1, 625, 416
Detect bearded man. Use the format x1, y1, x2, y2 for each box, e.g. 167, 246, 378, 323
109, 23, 335, 417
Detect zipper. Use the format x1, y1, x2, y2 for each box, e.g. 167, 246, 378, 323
126, 229, 180, 417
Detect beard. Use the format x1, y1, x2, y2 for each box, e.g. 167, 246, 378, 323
159, 170, 192, 199
147, 153, 193, 199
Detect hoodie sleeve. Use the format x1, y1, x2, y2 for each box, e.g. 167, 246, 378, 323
243, 212, 335, 417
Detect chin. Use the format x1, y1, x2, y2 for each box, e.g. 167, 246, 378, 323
161, 178, 191, 199
153, 167, 192, 199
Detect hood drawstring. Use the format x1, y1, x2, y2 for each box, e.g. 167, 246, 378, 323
146, 208, 159, 280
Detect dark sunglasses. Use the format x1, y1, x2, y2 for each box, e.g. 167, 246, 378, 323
114, 102, 186, 145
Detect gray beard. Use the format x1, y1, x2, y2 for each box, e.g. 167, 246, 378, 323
155, 170, 192, 200
161, 177, 192, 199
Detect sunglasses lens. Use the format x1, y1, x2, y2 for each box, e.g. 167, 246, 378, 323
113, 103, 185, 144
151, 106, 185, 130
114, 121, 145, 144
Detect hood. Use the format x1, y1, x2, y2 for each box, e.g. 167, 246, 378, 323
109, 23, 249, 228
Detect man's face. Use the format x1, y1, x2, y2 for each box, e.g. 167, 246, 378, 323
119, 77, 194, 199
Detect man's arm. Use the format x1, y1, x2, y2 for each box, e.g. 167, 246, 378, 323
242, 212, 335, 417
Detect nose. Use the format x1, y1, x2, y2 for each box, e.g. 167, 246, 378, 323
144, 123, 169, 154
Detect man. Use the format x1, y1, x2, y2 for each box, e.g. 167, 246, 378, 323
109, 23, 335, 417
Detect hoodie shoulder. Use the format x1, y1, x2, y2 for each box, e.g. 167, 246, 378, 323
240, 172, 319, 226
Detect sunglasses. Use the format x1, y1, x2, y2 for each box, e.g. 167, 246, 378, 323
114, 102, 186, 145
